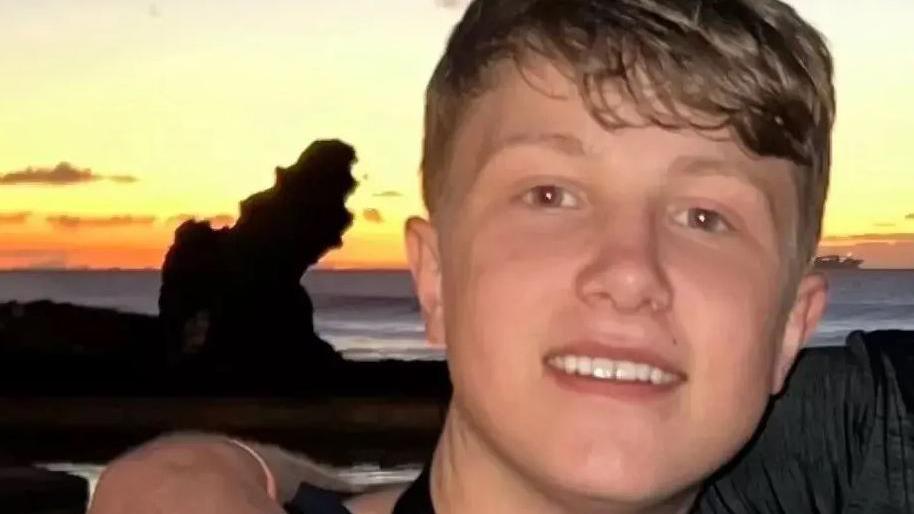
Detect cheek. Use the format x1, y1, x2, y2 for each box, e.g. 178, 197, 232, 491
668, 249, 783, 436
442, 216, 579, 408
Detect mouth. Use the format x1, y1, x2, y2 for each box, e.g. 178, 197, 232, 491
546, 354, 678, 385
543, 343, 686, 398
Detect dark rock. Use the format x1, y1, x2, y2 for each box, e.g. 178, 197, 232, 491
0, 139, 454, 467
0, 300, 160, 358
159, 140, 358, 373
0, 467, 87, 514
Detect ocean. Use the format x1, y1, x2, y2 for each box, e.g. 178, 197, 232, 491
5, 268, 914, 497
2, 269, 914, 358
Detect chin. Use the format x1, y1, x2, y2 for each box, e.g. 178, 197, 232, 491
528, 438, 701, 509
551, 469, 696, 512
568, 465, 675, 500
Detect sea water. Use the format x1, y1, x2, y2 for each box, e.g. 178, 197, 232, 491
1, 268, 913, 356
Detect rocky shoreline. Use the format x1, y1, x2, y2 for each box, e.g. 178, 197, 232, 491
0, 300, 450, 394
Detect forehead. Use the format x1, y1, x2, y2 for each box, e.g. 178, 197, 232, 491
449, 58, 796, 194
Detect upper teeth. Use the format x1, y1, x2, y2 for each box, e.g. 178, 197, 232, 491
547, 355, 677, 385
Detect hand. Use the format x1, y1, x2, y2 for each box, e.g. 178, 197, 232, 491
88, 435, 285, 514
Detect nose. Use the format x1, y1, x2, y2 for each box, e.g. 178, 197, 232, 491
574, 210, 672, 314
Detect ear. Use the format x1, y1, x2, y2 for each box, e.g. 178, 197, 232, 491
405, 216, 446, 348
771, 271, 828, 394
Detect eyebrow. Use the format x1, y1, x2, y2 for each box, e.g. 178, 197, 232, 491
475, 136, 780, 215
669, 156, 779, 218
670, 156, 770, 189
476, 131, 587, 172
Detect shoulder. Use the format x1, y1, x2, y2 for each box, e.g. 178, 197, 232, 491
849, 329, 914, 412
696, 330, 914, 513
784, 330, 913, 410
769, 330, 914, 457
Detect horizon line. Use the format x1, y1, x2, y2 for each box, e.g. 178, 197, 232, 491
2, 265, 914, 273
0, 265, 412, 273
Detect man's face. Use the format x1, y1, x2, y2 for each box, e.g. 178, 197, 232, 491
407, 60, 826, 507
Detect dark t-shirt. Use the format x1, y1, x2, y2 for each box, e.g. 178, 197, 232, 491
288, 330, 914, 513
695, 330, 914, 513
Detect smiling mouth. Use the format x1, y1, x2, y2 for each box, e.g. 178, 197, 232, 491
546, 355, 680, 385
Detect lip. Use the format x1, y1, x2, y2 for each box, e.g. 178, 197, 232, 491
544, 340, 687, 400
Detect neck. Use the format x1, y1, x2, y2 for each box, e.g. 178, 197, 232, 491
428, 404, 695, 514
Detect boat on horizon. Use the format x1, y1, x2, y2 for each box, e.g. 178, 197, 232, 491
814, 254, 863, 270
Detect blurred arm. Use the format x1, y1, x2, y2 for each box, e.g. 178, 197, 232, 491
89, 432, 357, 514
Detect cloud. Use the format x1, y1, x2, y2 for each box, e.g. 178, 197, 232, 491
906, 213, 914, 220
0, 249, 70, 269
372, 190, 403, 198
435, 0, 466, 7
821, 232, 914, 243
0, 211, 32, 224
166, 214, 195, 225
0, 162, 138, 185
362, 208, 384, 223
108, 174, 139, 184
46, 215, 157, 230
23, 257, 70, 269
166, 213, 236, 228
874, 222, 896, 228
205, 214, 236, 227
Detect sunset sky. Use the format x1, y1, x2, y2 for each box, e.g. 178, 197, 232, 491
2, 0, 913, 269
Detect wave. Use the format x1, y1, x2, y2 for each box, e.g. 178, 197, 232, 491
312, 294, 419, 312
822, 302, 914, 323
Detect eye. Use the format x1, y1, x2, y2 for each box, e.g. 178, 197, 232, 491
672, 207, 732, 233
521, 185, 581, 209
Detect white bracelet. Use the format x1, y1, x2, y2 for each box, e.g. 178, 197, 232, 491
226, 438, 278, 501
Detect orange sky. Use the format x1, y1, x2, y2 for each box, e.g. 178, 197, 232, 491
2, 0, 913, 269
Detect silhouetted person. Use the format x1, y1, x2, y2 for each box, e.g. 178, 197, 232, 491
158, 140, 358, 378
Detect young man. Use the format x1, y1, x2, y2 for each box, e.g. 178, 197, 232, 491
89, 1, 913, 513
